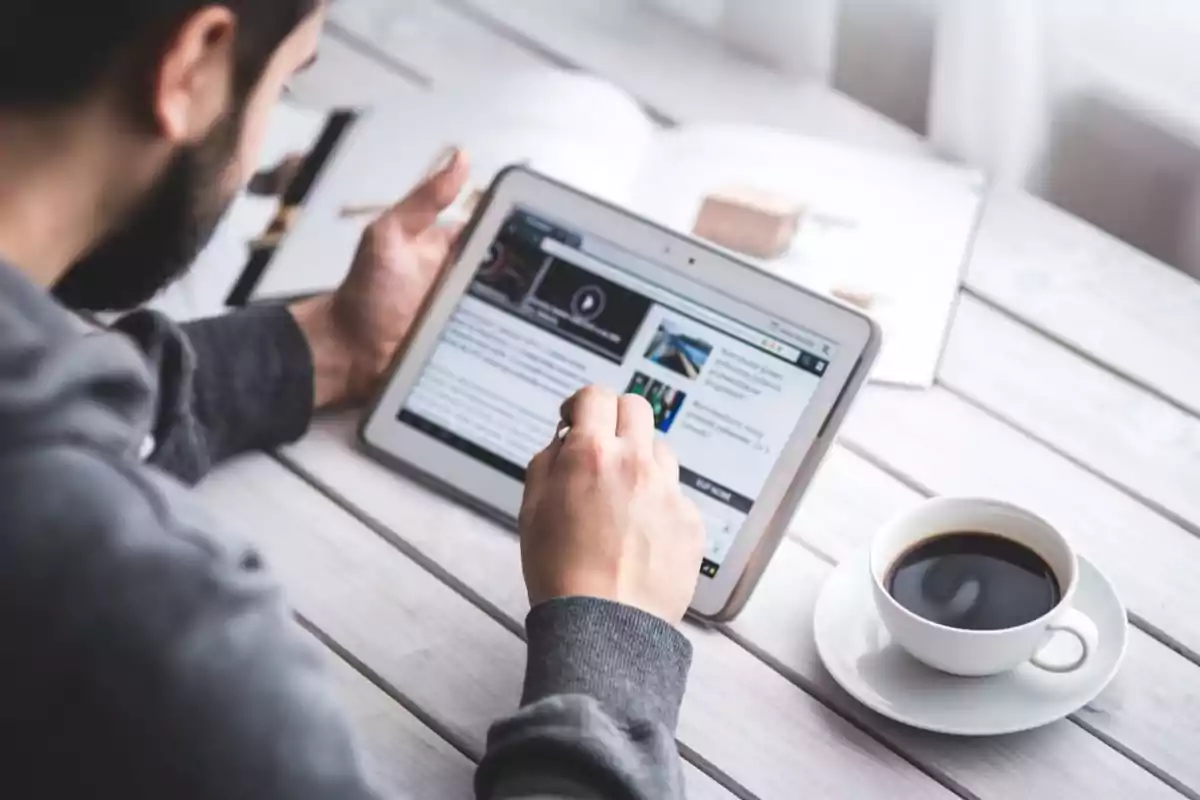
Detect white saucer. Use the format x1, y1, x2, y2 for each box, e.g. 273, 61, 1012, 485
814, 549, 1128, 736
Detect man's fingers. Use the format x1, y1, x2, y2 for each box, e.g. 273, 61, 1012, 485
616, 393, 656, 448
520, 445, 554, 522
386, 147, 471, 238
408, 221, 467, 281
525, 434, 562, 486
422, 222, 466, 266
652, 438, 680, 483
560, 385, 618, 439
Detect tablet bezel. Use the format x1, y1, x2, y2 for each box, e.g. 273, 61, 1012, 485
361, 166, 879, 619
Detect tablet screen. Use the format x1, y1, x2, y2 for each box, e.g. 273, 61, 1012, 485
399, 208, 838, 577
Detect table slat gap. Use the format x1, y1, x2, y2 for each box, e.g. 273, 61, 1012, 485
298, 613, 483, 764
960, 289, 1200, 421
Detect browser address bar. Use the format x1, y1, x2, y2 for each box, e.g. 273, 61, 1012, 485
539, 237, 803, 363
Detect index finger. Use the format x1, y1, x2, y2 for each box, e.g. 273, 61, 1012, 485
560, 385, 619, 439
616, 393, 656, 449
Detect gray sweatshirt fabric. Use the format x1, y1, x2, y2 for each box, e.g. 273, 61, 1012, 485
0, 258, 692, 799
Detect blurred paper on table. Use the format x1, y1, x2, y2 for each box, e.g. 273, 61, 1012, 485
245, 69, 984, 386
634, 126, 986, 387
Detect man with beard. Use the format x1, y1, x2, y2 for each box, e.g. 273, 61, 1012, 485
0, 2, 706, 798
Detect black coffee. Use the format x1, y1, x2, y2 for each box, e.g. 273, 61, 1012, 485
886, 532, 1060, 631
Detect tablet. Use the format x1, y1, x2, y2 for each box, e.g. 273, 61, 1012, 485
361, 167, 880, 620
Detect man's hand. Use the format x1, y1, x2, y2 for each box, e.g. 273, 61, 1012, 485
291, 148, 470, 408
519, 386, 706, 624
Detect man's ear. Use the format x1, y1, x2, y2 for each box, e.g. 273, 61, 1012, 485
153, 6, 237, 143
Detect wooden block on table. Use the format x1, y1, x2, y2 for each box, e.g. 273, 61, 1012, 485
693, 186, 803, 259
831, 285, 877, 310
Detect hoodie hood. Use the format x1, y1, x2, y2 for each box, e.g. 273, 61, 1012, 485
0, 259, 154, 458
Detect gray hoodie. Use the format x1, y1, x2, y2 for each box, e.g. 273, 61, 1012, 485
0, 258, 691, 799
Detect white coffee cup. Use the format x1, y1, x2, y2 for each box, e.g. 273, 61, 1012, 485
870, 497, 1100, 677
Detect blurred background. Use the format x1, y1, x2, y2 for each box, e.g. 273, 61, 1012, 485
650, 0, 1200, 281
164, 0, 1200, 319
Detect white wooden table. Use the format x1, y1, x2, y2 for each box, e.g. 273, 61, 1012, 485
196, 2, 1200, 797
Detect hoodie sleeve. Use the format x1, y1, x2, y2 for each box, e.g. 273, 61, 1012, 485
113, 305, 314, 484
475, 598, 692, 800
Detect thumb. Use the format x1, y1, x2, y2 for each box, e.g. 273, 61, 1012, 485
386, 147, 471, 238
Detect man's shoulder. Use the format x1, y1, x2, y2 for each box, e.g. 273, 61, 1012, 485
0, 441, 375, 799
0, 440, 259, 611
0, 261, 156, 459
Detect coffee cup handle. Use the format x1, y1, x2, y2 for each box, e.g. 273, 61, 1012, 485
1030, 608, 1100, 674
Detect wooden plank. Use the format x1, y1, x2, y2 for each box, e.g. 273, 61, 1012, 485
338, 644, 730, 800
965, 191, 1200, 418
841, 385, 1200, 659
331, 629, 729, 799
279, 416, 960, 800
788, 446, 1200, 797
198, 455, 735, 800
195, 456, 526, 755
678, 764, 740, 800
441, 0, 926, 153
941, 295, 1200, 535
329, 0, 548, 85
319, 641, 476, 798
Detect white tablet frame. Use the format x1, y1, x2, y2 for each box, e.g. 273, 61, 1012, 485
361, 167, 880, 620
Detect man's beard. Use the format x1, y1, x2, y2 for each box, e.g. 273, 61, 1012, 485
52, 111, 242, 311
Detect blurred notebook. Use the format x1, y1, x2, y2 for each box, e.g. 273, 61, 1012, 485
243, 69, 986, 387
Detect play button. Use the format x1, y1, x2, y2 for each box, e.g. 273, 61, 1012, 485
570, 285, 607, 320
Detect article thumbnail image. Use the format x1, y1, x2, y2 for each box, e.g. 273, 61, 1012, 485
625, 372, 687, 433
473, 213, 549, 305
644, 320, 713, 379
475, 239, 542, 304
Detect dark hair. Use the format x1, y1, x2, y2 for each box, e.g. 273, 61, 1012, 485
0, 1, 318, 113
